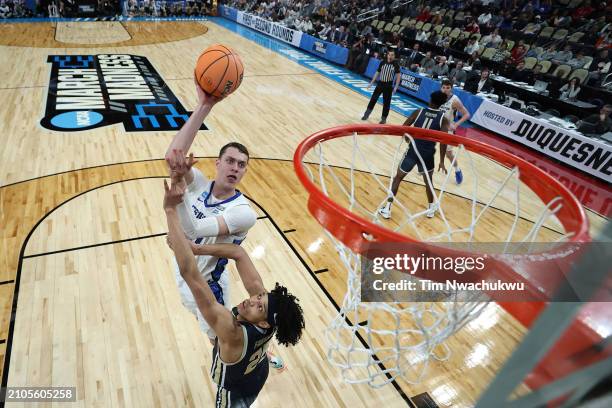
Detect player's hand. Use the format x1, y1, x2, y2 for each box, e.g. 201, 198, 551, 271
367, 83, 372, 90
449, 122, 458, 132
167, 149, 197, 180
438, 164, 447, 174
194, 76, 222, 107
163, 179, 185, 210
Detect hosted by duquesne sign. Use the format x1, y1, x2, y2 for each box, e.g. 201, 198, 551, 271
472, 99, 612, 182
41, 54, 206, 132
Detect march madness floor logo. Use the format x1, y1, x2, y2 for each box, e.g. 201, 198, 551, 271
41, 54, 206, 132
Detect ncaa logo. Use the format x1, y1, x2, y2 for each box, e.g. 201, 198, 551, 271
50, 111, 104, 129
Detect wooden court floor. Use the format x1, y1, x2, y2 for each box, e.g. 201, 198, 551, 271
0, 20, 609, 407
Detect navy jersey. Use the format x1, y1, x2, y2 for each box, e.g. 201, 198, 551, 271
211, 307, 276, 398
410, 108, 445, 153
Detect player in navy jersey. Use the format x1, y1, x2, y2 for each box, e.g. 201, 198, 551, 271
379, 91, 450, 219
163, 177, 305, 408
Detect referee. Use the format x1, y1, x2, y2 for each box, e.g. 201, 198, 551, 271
361, 49, 401, 124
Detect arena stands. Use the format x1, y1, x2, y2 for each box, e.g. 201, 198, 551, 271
224, 0, 612, 122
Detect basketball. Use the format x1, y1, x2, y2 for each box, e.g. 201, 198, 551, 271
195, 44, 244, 98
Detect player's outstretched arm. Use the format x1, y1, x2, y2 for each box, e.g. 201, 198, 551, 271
165, 80, 221, 184
191, 243, 265, 297
163, 180, 238, 340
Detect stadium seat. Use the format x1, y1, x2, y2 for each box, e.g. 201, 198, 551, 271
391, 24, 400, 33
567, 32, 584, 43
524, 57, 538, 69
423, 23, 432, 32
449, 28, 461, 39
400, 18, 410, 27
415, 21, 424, 30
538, 60, 552, 73
371, 19, 379, 27
471, 33, 481, 41
433, 25, 443, 34
552, 64, 572, 79
454, 12, 464, 21
481, 48, 497, 60
583, 56, 593, 69
377, 21, 386, 30
552, 29, 568, 41
441, 27, 451, 36
569, 68, 589, 84
392, 16, 401, 25
506, 40, 515, 50
384, 22, 394, 32
538, 27, 554, 39
567, 0, 584, 7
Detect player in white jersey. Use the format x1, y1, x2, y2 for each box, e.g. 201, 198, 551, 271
164, 83, 258, 340
440, 79, 471, 185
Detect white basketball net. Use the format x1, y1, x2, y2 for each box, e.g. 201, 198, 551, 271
302, 131, 574, 388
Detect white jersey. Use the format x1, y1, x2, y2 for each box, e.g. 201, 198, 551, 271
180, 168, 257, 282
440, 93, 460, 124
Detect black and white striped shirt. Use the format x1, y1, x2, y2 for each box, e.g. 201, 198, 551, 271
376, 61, 400, 83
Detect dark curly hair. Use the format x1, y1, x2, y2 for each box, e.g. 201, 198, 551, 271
271, 283, 305, 347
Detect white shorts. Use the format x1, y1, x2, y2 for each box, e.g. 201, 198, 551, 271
175, 264, 231, 340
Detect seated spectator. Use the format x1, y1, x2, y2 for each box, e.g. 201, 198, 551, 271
551, 45, 573, 65
415, 29, 429, 42
402, 22, 417, 41
529, 64, 547, 85
449, 60, 467, 84
451, 33, 469, 51
416, 6, 431, 22
418, 51, 435, 74
510, 44, 527, 65
406, 43, 422, 66
512, 61, 533, 83
587, 49, 611, 85
478, 10, 492, 25
318, 22, 332, 39
540, 45, 558, 61
330, 25, 348, 44
523, 15, 543, 36
572, 0, 594, 22
481, 29, 503, 49
464, 18, 480, 34
468, 51, 483, 71
567, 51, 590, 70
465, 67, 494, 94
464, 37, 481, 55
559, 77, 582, 101
578, 105, 612, 135
441, 42, 453, 61
525, 46, 544, 59
431, 56, 449, 78
490, 41, 511, 63
553, 10, 572, 28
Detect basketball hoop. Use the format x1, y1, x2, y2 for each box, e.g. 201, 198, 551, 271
293, 124, 590, 387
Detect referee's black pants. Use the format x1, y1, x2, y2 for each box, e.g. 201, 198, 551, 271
367, 82, 393, 119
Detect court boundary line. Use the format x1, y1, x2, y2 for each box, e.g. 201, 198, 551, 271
3, 174, 415, 407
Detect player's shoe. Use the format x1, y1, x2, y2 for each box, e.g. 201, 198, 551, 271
426, 203, 438, 218
455, 169, 463, 185
378, 206, 391, 219
379, 117, 387, 124
268, 352, 286, 372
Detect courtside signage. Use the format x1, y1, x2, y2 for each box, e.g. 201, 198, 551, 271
41, 54, 206, 132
